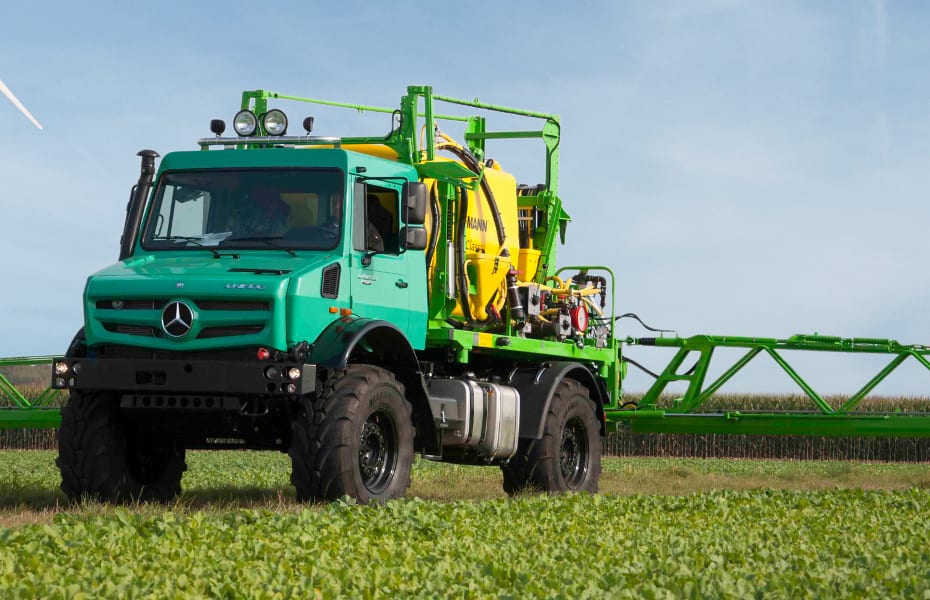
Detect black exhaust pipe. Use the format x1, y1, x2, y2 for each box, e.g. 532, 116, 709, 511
120, 149, 159, 260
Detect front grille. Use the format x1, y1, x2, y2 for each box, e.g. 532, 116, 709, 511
196, 300, 270, 311
103, 323, 157, 337
97, 297, 272, 340
96, 299, 168, 310
197, 325, 265, 339
97, 299, 269, 311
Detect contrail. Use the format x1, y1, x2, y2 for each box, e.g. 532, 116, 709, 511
0, 79, 43, 130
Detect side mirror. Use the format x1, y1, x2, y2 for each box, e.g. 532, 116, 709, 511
403, 226, 427, 250
406, 182, 428, 225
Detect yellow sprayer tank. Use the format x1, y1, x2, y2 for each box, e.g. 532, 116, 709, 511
348, 144, 535, 322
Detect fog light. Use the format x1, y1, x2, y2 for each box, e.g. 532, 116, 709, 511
55, 377, 66, 388
233, 110, 258, 136
283, 383, 297, 394
286, 367, 301, 381
54, 361, 69, 375
264, 366, 281, 380
262, 109, 288, 136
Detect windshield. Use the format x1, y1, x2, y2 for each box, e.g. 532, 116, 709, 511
141, 169, 344, 251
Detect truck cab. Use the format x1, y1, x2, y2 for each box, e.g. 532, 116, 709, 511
91, 148, 428, 356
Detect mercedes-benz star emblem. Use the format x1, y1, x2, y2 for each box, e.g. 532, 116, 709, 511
161, 301, 194, 338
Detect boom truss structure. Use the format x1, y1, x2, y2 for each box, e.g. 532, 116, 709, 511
5, 333, 930, 439
0, 356, 61, 428
606, 334, 930, 437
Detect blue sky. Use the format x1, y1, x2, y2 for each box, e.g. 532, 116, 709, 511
1, 1, 928, 395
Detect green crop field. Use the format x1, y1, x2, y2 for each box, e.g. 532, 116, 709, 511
0, 452, 928, 597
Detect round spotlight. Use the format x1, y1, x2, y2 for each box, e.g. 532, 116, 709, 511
286, 367, 301, 381
72, 362, 82, 375
262, 109, 288, 136
283, 383, 297, 394
264, 366, 282, 380
55, 377, 66, 388
210, 119, 226, 135
54, 361, 69, 376
233, 110, 258, 136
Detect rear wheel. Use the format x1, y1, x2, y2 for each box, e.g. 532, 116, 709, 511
289, 365, 414, 503
501, 378, 601, 494
57, 390, 186, 503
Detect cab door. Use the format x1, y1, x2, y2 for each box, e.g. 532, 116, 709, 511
348, 181, 411, 332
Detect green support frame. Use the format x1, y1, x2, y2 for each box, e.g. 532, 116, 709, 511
607, 334, 930, 437
0, 356, 62, 429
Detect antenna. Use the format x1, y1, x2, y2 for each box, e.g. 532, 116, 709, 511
0, 79, 43, 130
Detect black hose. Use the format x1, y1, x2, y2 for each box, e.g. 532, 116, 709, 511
622, 356, 662, 379
615, 313, 676, 336
424, 182, 441, 280
622, 355, 698, 380
454, 185, 473, 322
440, 144, 506, 247
440, 143, 523, 324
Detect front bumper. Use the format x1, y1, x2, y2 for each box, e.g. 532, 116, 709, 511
50, 357, 316, 396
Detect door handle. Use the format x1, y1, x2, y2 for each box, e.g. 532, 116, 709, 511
395, 279, 408, 289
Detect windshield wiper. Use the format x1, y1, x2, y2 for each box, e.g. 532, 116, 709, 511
162, 236, 226, 258
222, 235, 298, 257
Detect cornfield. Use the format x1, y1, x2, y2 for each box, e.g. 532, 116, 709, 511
3, 386, 930, 461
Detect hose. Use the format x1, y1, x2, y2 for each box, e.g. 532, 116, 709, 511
424, 181, 441, 283
615, 313, 677, 336
435, 136, 506, 248
454, 185, 473, 322
436, 134, 514, 324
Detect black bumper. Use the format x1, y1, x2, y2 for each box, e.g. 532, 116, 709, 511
50, 357, 316, 396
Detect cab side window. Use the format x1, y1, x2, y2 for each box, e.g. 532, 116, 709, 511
366, 185, 399, 253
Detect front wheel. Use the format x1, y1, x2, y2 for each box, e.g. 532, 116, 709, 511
56, 390, 186, 503
501, 378, 601, 495
289, 365, 414, 503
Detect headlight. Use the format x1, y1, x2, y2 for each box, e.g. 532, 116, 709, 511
233, 110, 258, 136
54, 361, 70, 376
262, 109, 288, 136
286, 367, 301, 381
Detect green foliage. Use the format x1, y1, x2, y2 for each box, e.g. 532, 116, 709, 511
0, 489, 928, 597
0, 453, 927, 595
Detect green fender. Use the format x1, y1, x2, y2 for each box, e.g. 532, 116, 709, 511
308, 317, 437, 452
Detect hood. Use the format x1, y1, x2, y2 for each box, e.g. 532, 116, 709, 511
84, 251, 339, 352
92, 252, 334, 284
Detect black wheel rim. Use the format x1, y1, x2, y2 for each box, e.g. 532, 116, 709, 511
560, 416, 589, 489
358, 407, 398, 494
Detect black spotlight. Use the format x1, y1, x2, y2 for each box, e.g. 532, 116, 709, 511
303, 116, 314, 134
210, 119, 226, 135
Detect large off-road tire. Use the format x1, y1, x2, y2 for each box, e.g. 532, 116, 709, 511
56, 390, 186, 503
289, 365, 414, 504
501, 378, 602, 495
